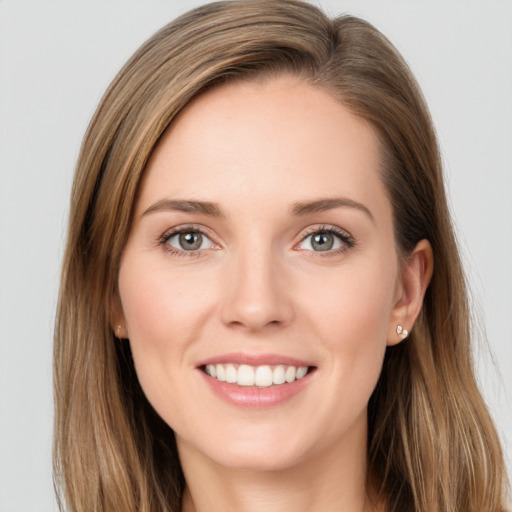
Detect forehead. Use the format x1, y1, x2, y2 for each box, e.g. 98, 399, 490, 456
136, 75, 389, 218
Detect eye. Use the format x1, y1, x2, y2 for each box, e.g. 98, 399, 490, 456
298, 227, 354, 253
165, 229, 214, 252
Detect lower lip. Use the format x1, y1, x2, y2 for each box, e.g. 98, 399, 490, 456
199, 370, 313, 409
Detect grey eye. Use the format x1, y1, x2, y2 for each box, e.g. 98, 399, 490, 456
310, 232, 334, 251
299, 231, 344, 252
168, 231, 213, 251
179, 232, 202, 250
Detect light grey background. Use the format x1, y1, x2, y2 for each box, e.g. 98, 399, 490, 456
0, 1, 511, 511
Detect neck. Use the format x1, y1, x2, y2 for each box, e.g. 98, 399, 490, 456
178, 418, 383, 512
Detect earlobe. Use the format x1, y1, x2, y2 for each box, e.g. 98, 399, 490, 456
387, 239, 434, 346
110, 290, 128, 339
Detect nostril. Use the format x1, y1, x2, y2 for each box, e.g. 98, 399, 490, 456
225, 316, 286, 332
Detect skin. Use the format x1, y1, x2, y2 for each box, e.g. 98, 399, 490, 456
114, 76, 433, 512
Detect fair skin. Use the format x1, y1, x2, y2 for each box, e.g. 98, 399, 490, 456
114, 76, 433, 512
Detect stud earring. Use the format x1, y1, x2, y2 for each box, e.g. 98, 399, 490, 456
116, 325, 122, 337
396, 324, 408, 340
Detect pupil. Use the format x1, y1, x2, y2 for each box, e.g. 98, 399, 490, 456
179, 232, 202, 250
312, 232, 333, 251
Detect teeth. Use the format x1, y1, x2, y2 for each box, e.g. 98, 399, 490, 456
285, 366, 296, 383
296, 366, 308, 379
225, 364, 237, 383
216, 364, 226, 382
272, 365, 286, 384
204, 363, 310, 387
237, 364, 255, 386
205, 364, 216, 378
255, 365, 273, 387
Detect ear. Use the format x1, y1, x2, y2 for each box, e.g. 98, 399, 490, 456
387, 239, 434, 346
110, 290, 128, 339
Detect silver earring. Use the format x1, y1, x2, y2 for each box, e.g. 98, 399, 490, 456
397, 324, 408, 340
116, 325, 122, 337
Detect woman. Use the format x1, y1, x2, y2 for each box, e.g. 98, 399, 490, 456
53, 1, 510, 511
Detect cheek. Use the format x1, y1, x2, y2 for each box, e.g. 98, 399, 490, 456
117, 259, 217, 421
119, 258, 214, 342
307, 257, 394, 332
117, 256, 224, 400
303, 259, 395, 384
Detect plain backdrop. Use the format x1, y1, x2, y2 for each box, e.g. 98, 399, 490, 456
0, 1, 511, 511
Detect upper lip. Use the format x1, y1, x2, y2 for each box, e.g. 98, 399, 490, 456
196, 352, 314, 368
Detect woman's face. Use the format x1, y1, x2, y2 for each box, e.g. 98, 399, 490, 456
116, 76, 408, 471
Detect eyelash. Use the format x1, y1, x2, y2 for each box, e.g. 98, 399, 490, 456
158, 224, 356, 258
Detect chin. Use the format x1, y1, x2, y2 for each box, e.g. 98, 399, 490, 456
210, 445, 306, 472
179, 427, 313, 473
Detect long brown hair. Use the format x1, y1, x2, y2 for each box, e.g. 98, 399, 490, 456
54, 1, 509, 511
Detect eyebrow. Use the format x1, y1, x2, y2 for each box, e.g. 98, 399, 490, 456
142, 199, 225, 218
290, 198, 374, 222
142, 197, 374, 222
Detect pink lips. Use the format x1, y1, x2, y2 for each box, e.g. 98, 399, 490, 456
197, 352, 315, 409
197, 352, 312, 368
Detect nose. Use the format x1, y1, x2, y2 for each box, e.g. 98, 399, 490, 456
219, 244, 294, 332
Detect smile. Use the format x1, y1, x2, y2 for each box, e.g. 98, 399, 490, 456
204, 363, 310, 387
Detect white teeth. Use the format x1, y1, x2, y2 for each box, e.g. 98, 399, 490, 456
296, 366, 308, 379
205, 363, 310, 387
255, 365, 273, 387
215, 364, 226, 382
237, 364, 254, 386
285, 366, 296, 383
272, 365, 286, 384
225, 364, 237, 383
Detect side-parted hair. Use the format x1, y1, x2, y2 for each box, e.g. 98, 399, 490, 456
54, 1, 509, 511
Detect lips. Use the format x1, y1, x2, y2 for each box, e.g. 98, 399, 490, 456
197, 353, 315, 408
